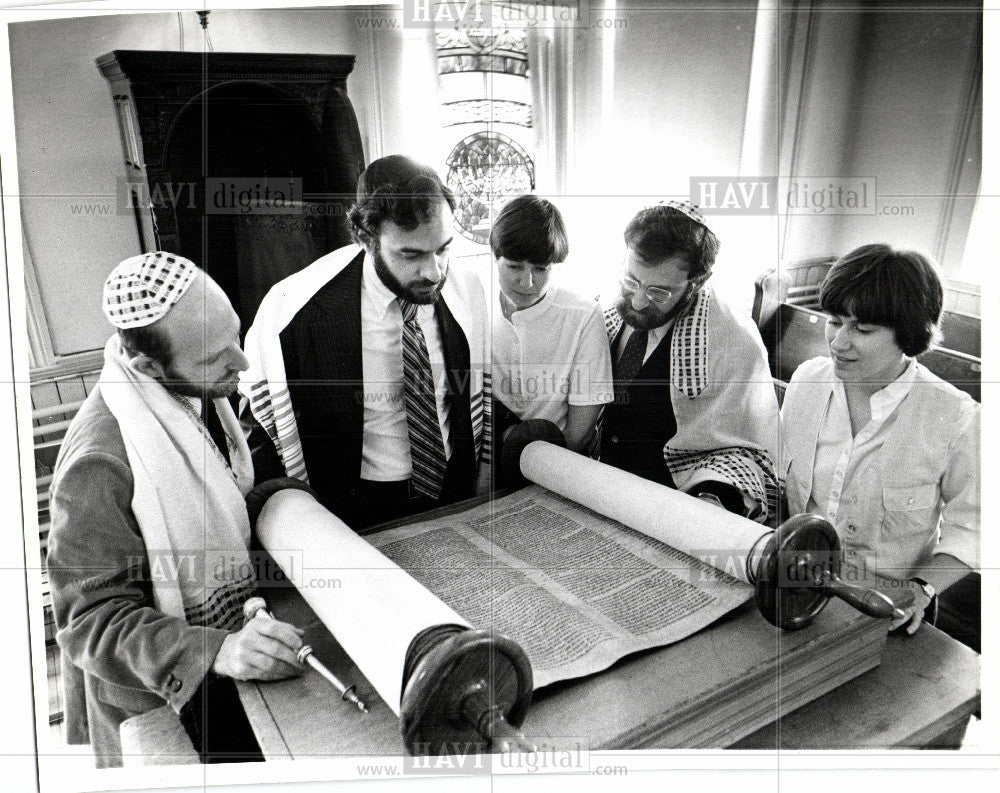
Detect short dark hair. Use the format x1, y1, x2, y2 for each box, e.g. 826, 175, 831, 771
623, 205, 720, 280
820, 244, 944, 356
119, 324, 172, 367
347, 155, 457, 245
489, 195, 569, 265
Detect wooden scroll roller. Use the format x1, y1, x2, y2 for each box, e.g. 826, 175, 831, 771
500, 424, 912, 631
248, 483, 535, 755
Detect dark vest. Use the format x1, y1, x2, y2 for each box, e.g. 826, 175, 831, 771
272, 252, 477, 516
600, 328, 677, 486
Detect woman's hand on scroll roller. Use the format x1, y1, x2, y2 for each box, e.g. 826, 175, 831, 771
888, 580, 934, 635
212, 616, 307, 681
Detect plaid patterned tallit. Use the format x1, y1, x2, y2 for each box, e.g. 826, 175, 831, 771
604, 286, 781, 522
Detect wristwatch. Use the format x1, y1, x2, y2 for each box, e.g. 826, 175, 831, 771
909, 576, 938, 625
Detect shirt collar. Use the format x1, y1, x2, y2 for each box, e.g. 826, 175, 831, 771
362, 251, 400, 320
647, 321, 672, 351
869, 357, 917, 421
504, 288, 553, 324
620, 315, 672, 345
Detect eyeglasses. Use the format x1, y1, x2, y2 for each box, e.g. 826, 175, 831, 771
619, 274, 683, 308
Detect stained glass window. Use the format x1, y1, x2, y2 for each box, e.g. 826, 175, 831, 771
441, 99, 532, 128
445, 132, 535, 245
434, 11, 535, 245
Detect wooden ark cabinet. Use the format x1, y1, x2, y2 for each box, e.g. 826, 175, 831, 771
97, 50, 366, 327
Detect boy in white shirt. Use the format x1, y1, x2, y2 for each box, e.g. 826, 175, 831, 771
490, 196, 613, 455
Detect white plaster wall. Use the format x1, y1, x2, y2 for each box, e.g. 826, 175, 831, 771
9, 7, 377, 356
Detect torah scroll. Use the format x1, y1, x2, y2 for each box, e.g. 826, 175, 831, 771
257, 446, 774, 693
255, 488, 471, 716
518, 441, 773, 584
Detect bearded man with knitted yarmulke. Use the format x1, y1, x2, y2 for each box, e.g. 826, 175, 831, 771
47, 253, 306, 768
601, 203, 782, 523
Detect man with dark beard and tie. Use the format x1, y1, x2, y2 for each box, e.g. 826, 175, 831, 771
601, 202, 781, 523
241, 156, 489, 529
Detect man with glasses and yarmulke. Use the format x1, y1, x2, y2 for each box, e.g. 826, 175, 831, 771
601, 202, 781, 524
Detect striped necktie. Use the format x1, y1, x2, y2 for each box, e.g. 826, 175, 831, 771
399, 299, 448, 499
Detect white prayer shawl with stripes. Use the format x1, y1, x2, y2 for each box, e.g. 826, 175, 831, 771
240, 244, 491, 484
98, 337, 256, 629
604, 285, 781, 522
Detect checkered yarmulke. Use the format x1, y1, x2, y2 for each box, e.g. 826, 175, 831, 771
664, 199, 711, 231
102, 251, 199, 329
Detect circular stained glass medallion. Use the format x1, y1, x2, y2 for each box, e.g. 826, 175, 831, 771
445, 132, 535, 245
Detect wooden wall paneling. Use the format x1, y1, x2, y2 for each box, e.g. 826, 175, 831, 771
31, 381, 60, 413
55, 375, 87, 406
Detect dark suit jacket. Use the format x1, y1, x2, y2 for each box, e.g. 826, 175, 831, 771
249, 252, 479, 520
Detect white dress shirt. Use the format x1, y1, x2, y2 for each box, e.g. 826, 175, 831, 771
359, 254, 452, 481
492, 286, 613, 431
807, 359, 917, 522
782, 356, 979, 577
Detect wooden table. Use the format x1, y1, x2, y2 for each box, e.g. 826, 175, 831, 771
733, 622, 980, 749
236, 584, 980, 755
237, 492, 979, 754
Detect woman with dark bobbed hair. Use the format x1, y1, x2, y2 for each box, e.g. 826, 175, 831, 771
781, 244, 979, 637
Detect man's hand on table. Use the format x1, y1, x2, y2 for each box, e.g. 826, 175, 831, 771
212, 615, 306, 681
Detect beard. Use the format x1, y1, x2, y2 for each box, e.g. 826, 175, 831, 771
373, 248, 447, 305
163, 369, 240, 399
614, 283, 696, 331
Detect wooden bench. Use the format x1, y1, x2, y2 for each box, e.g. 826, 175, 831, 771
939, 310, 981, 358
758, 303, 828, 387
918, 346, 982, 402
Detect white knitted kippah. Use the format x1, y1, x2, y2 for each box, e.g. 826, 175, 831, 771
103, 251, 199, 329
